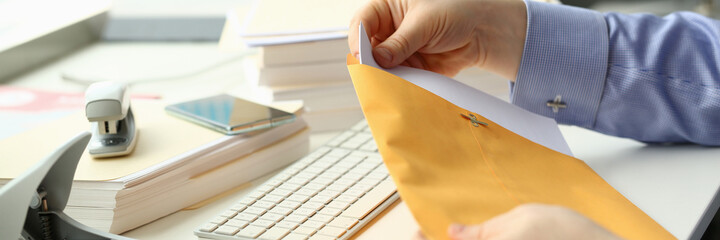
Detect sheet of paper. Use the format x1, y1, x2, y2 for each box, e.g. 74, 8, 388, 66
357, 23, 572, 156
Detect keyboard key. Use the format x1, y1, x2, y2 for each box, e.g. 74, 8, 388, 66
225, 219, 249, 228
304, 183, 326, 191
293, 226, 317, 235
366, 155, 383, 164
343, 173, 365, 182
348, 167, 373, 176
317, 189, 341, 198
262, 194, 285, 204
334, 178, 357, 187
279, 200, 303, 210
365, 172, 388, 180
266, 179, 284, 187
342, 179, 396, 219
275, 220, 299, 230
359, 142, 378, 152
296, 172, 317, 179
310, 161, 333, 170
326, 184, 349, 192
230, 203, 247, 211
234, 213, 258, 222
220, 210, 237, 218
198, 223, 217, 232
318, 171, 342, 180
336, 195, 358, 204
258, 226, 290, 240
357, 178, 382, 188
279, 183, 302, 191
317, 226, 347, 238
287, 193, 312, 203
309, 177, 333, 186
260, 212, 284, 222
327, 216, 358, 229
351, 121, 368, 131
308, 194, 333, 205
354, 132, 372, 141
350, 183, 374, 193
243, 206, 267, 216
294, 208, 317, 217
269, 206, 293, 216
249, 190, 266, 199
237, 225, 266, 238
317, 207, 342, 217
284, 213, 309, 223
250, 219, 275, 228
214, 225, 239, 235
284, 232, 309, 240
301, 220, 325, 229
252, 200, 276, 209
269, 188, 293, 198
304, 166, 326, 174
326, 149, 350, 158
340, 141, 363, 149
285, 166, 304, 175
296, 188, 319, 197
356, 162, 380, 171
326, 200, 351, 210
288, 176, 311, 185
308, 214, 334, 224
344, 189, 367, 198
302, 201, 325, 212
210, 216, 227, 224
326, 165, 350, 174
238, 197, 256, 205
309, 235, 336, 240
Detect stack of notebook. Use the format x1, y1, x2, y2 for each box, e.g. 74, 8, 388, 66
222, 0, 367, 132
0, 99, 309, 234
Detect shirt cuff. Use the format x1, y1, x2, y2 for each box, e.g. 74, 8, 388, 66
511, 1, 609, 128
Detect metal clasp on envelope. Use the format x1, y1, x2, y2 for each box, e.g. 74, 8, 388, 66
461, 113, 488, 127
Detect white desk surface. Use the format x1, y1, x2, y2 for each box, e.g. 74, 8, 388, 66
5, 42, 720, 240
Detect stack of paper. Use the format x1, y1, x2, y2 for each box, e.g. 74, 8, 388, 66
0, 99, 309, 234
221, 0, 367, 132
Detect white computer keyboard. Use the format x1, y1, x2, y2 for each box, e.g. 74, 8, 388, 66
195, 121, 398, 240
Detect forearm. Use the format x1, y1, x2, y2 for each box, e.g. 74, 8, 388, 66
512, 1, 720, 145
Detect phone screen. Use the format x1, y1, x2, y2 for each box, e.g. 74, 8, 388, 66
165, 94, 295, 135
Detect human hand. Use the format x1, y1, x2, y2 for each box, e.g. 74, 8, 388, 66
413, 204, 622, 240
348, 0, 527, 79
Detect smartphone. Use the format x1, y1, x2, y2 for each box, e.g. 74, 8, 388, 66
165, 94, 295, 135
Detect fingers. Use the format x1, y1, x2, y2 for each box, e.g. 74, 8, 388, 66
448, 223, 486, 240
348, 0, 392, 59
373, 11, 428, 68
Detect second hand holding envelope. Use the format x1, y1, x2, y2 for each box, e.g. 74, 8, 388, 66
347, 24, 674, 240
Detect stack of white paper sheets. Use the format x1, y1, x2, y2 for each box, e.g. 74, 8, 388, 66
221, 0, 368, 132
0, 100, 310, 234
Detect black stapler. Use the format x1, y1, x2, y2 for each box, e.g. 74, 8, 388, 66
0, 132, 134, 240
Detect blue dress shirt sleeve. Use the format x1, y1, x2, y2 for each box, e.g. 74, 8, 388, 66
511, 1, 720, 145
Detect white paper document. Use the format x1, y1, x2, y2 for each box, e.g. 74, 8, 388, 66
357, 23, 573, 156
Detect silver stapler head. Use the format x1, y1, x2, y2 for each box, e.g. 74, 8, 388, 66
85, 82, 138, 158
0, 132, 134, 240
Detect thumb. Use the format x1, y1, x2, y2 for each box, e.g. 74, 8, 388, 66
448, 224, 486, 240
374, 14, 427, 68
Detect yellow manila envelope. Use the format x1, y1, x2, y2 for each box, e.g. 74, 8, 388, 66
346, 24, 674, 240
